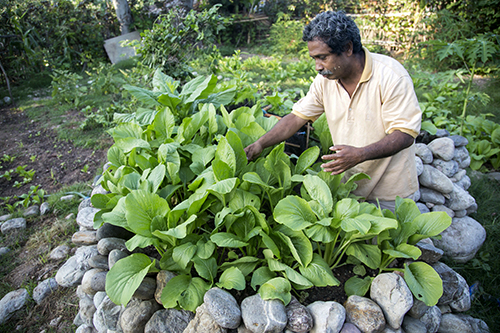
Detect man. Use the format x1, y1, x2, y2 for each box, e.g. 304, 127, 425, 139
244, 11, 421, 211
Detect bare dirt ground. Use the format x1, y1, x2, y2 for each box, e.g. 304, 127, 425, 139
0, 104, 108, 332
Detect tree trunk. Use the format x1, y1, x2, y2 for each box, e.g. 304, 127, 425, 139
112, 0, 133, 35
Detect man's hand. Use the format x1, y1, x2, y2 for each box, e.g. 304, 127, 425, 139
321, 145, 365, 175
244, 141, 264, 161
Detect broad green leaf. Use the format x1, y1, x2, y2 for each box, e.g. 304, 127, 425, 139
259, 230, 281, 259
383, 243, 422, 260
181, 75, 217, 103
274, 196, 315, 231
299, 254, 340, 286
210, 232, 249, 247
123, 84, 161, 107
334, 198, 360, 219
152, 107, 175, 141
229, 189, 261, 211
267, 259, 313, 288
152, 69, 179, 93
214, 136, 236, 180
303, 175, 333, 215
121, 172, 141, 191
162, 275, 210, 311
305, 224, 337, 243
153, 214, 197, 239
107, 146, 126, 167
105, 253, 155, 305
251, 267, 276, 290
295, 146, 320, 175
346, 243, 381, 270
226, 130, 247, 175
196, 239, 216, 259
172, 242, 197, 269
125, 190, 170, 237
345, 276, 372, 297
125, 234, 157, 252
220, 256, 260, 276
217, 267, 246, 290
101, 197, 129, 230
395, 198, 422, 225
115, 138, 150, 153
192, 145, 216, 167
91, 193, 110, 209
148, 164, 166, 193
412, 211, 452, 238
341, 217, 371, 234
243, 172, 273, 189
157, 93, 182, 111
276, 225, 313, 267
404, 262, 443, 306
258, 277, 292, 305
192, 256, 217, 283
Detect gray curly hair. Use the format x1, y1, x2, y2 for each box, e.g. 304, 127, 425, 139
302, 11, 363, 55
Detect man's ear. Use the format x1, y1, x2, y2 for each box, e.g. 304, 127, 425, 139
345, 41, 353, 57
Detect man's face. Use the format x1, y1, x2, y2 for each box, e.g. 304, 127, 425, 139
308, 40, 349, 80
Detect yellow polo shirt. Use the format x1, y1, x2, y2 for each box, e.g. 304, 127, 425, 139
292, 47, 421, 201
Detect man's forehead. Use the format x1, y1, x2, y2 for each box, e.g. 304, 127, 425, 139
307, 40, 333, 55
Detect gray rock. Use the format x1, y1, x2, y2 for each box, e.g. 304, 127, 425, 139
416, 203, 430, 214
61, 194, 76, 201
407, 299, 429, 319
431, 204, 455, 218
0, 247, 10, 256
204, 287, 241, 329
448, 273, 471, 312
432, 262, 465, 306
88, 255, 109, 270
23, 204, 40, 217
92, 295, 124, 332
402, 316, 427, 333
450, 169, 466, 182
76, 324, 97, 333
415, 157, 423, 176
449, 135, 468, 147
431, 159, 459, 178
0, 214, 12, 221
453, 146, 469, 163
416, 240, 444, 264
183, 303, 227, 333
370, 273, 413, 329
285, 297, 313, 333
133, 277, 156, 300
241, 294, 287, 333
109, 249, 128, 270
308, 300, 346, 333
144, 308, 194, 333
40, 202, 51, 215
438, 305, 452, 315
445, 184, 475, 211
96, 223, 134, 241
55, 245, 99, 287
415, 144, 433, 164
435, 129, 450, 137
419, 187, 446, 205
91, 184, 109, 197
344, 296, 384, 333
1, 218, 27, 234
454, 209, 468, 218
72, 230, 98, 246
433, 216, 486, 263
437, 313, 474, 333
94, 291, 107, 309
0, 289, 29, 324
81, 268, 105, 295
49, 244, 71, 261
340, 322, 361, 333
455, 175, 471, 191
466, 203, 478, 215
154, 270, 176, 304
467, 317, 490, 333
427, 137, 455, 161
74, 312, 85, 327
77, 207, 101, 231
79, 198, 93, 211
458, 156, 471, 169
97, 237, 128, 256
33, 278, 59, 304
120, 299, 160, 333
79, 296, 97, 326
419, 165, 454, 194
419, 305, 441, 333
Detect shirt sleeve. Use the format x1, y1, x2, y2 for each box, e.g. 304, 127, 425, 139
381, 75, 422, 138
291, 75, 326, 122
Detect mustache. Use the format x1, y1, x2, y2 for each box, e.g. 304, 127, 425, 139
318, 66, 340, 75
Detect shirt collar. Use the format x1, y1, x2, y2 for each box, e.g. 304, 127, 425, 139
359, 46, 373, 83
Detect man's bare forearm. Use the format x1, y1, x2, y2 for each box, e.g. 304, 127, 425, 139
256, 113, 308, 148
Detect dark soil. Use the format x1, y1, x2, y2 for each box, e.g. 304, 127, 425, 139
0, 104, 107, 201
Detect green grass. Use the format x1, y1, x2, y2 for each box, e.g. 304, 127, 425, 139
445, 174, 500, 332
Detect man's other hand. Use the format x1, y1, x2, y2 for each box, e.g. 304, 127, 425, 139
321, 145, 364, 175
244, 141, 264, 161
